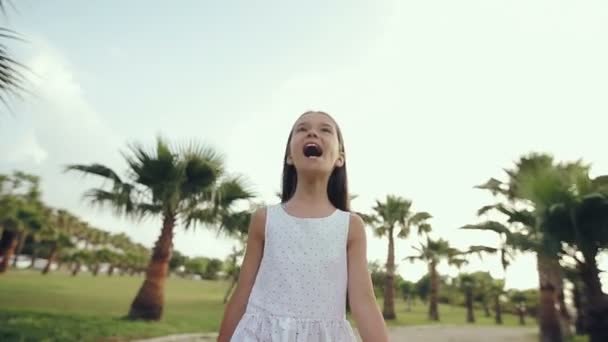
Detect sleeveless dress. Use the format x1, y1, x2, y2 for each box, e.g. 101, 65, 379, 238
230, 204, 358, 342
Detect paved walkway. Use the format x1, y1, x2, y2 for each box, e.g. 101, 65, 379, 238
134, 325, 536, 342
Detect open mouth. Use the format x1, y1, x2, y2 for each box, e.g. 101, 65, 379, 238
303, 143, 323, 158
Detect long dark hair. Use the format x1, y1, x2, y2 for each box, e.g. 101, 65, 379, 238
280, 111, 350, 211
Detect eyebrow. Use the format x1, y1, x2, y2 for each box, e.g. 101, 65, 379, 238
294, 121, 335, 130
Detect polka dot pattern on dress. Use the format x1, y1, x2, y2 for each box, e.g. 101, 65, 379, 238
230, 204, 357, 342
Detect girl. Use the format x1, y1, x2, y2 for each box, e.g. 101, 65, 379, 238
217, 111, 389, 342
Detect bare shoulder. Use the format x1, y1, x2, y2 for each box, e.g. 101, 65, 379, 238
347, 212, 366, 244
248, 207, 267, 240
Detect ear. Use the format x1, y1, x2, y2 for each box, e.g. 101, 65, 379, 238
335, 153, 345, 168
286, 155, 294, 165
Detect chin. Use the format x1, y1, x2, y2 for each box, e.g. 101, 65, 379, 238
294, 163, 333, 177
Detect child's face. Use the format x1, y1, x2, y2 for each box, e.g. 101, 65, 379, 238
287, 112, 344, 175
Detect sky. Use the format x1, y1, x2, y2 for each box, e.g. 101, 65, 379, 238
1, 0, 607, 290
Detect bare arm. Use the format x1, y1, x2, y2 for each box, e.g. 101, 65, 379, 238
347, 213, 389, 342
216, 208, 266, 342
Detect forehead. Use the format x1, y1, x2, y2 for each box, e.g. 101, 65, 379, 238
293, 112, 337, 128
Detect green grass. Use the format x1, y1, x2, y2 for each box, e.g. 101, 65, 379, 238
379, 300, 529, 327
0, 270, 227, 341
0, 270, 580, 342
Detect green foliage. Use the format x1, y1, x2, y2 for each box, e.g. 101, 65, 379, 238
506, 289, 539, 316
185, 257, 223, 280
66, 137, 253, 226
169, 250, 188, 272
364, 195, 432, 239
398, 279, 416, 301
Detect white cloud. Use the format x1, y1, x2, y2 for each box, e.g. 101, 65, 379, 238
0, 129, 48, 164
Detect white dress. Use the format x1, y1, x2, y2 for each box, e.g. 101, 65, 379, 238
231, 204, 357, 342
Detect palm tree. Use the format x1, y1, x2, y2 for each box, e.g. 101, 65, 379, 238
66, 137, 253, 320
562, 266, 586, 335
489, 279, 506, 325
67, 249, 92, 276
538, 164, 608, 342
455, 273, 476, 323
223, 246, 243, 303
91, 248, 115, 276
509, 290, 529, 325
0, 173, 43, 273
107, 233, 132, 276
362, 195, 431, 320
467, 153, 569, 342
0, 1, 27, 111
40, 209, 76, 274
216, 202, 265, 303
405, 237, 466, 321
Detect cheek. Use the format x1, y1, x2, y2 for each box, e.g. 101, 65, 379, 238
288, 140, 300, 158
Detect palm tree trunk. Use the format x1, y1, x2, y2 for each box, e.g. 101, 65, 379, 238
494, 294, 503, 324
383, 231, 396, 320
537, 252, 564, 342
92, 264, 100, 276
579, 247, 608, 342
572, 281, 586, 335
0, 228, 9, 255
551, 266, 573, 340
29, 248, 37, 269
107, 264, 115, 276
465, 287, 475, 323
406, 294, 412, 312
71, 262, 81, 276
11, 231, 27, 268
518, 304, 526, 325
0, 230, 18, 273
128, 212, 175, 320
428, 260, 439, 321
483, 300, 491, 317
42, 244, 58, 275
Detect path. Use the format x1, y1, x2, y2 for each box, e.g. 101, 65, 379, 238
388, 325, 536, 342
134, 325, 536, 342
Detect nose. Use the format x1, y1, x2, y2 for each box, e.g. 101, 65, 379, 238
306, 129, 318, 138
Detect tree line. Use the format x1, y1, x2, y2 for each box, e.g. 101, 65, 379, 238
1, 138, 606, 342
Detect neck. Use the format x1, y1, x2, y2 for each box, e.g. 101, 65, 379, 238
289, 174, 332, 209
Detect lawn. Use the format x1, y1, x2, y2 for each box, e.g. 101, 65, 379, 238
0, 270, 226, 341
0, 270, 558, 341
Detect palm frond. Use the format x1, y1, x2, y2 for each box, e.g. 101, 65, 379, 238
448, 258, 468, 269
403, 255, 420, 264
460, 221, 511, 235
506, 232, 540, 251
475, 178, 507, 195
83, 188, 137, 218
477, 204, 499, 216
416, 222, 432, 236
466, 245, 499, 255
217, 210, 251, 237
357, 212, 377, 225
214, 176, 255, 209
136, 203, 162, 216
409, 211, 432, 225
372, 225, 388, 238
65, 164, 123, 184
183, 208, 216, 229
0, 25, 28, 113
